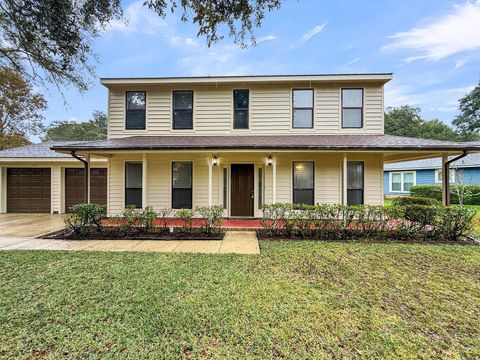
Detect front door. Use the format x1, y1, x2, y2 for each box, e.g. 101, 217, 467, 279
230, 164, 254, 217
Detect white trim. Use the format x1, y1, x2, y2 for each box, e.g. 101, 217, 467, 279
389, 171, 416, 193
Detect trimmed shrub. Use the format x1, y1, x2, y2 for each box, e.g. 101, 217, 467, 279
392, 196, 440, 206
196, 205, 224, 235
177, 208, 194, 233
65, 203, 106, 235
410, 184, 480, 205
259, 203, 475, 242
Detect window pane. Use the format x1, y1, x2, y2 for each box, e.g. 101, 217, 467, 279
223, 168, 228, 209
294, 162, 314, 189
293, 109, 313, 128
342, 89, 362, 107
436, 170, 442, 183
126, 162, 142, 188
293, 89, 313, 108
172, 162, 192, 188
173, 109, 193, 129
293, 189, 314, 205
342, 108, 362, 128
126, 92, 146, 110
404, 173, 414, 191
391, 173, 402, 191
347, 162, 363, 190
234, 90, 249, 109
126, 109, 146, 129
258, 168, 263, 209
234, 110, 249, 129
125, 189, 142, 208
173, 91, 193, 109
172, 189, 192, 209
347, 189, 363, 205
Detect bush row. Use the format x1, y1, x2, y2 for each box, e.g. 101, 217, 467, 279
260, 203, 475, 242
410, 185, 480, 205
65, 204, 224, 236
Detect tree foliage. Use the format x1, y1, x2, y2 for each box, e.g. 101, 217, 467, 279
0, 0, 281, 91
43, 110, 107, 141
384, 105, 464, 141
0, 66, 46, 137
452, 81, 480, 139
0, 133, 30, 150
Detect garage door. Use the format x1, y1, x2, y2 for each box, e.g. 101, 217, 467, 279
65, 168, 107, 212
7, 168, 51, 213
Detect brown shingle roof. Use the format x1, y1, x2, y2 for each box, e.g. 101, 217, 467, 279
50, 135, 480, 152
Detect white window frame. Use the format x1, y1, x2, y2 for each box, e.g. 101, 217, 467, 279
389, 171, 416, 193
434, 169, 456, 184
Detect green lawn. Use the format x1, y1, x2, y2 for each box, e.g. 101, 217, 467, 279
1, 243, 480, 359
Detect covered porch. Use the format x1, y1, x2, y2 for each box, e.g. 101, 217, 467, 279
50, 135, 480, 215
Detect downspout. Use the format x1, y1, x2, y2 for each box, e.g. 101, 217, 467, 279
71, 151, 89, 203
444, 150, 468, 206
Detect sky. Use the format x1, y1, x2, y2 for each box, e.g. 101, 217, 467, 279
39, 0, 480, 141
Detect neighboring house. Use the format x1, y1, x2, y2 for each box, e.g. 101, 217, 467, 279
384, 153, 480, 196
0, 73, 478, 215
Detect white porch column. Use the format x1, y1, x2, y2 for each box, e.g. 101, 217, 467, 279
86, 154, 91, 203
0, 166, 5, 213
142, 153, 148, 208
272, 154, 277, 204
442, 153, 449, 206
208, 155, 213, 206
342, 153, 348, 205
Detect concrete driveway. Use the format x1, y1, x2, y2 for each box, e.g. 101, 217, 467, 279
0, 214, 260, 254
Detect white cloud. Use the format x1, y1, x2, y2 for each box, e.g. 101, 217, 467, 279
382, 1, 480, 62
105, 1, 168, 34
340, 57, 360, 67
256, 35, 277, 44
291, 23, 326, 48
169, 36, 199, 47
454, 59, 468, 69
384, 83, 474, 113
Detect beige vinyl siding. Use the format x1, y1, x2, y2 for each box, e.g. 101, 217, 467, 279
107, 83, 385, 138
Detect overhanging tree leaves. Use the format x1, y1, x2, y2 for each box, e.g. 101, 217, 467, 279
452, 81, 480, 139
0, 0, 282, 91
43, 110, 107, 141
0, 66, 46, 137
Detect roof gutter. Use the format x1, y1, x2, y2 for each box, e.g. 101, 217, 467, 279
71, 151, 89, 204
444, 150, 468, 206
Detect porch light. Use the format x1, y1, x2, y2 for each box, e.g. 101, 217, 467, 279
212, 156, 218, 166
267, 156, 273, 166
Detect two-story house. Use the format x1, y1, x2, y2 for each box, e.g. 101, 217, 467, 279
0, 73, 477, 215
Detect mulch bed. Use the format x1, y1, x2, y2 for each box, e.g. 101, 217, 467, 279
42, 227, 225, 241
256, 230, 479, 245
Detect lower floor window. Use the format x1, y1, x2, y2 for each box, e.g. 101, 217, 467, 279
293, 161, 314, 205
435, 169, 457, 184
125, 162, 142, 208
172, 161, 193, 209
347, 161, 364, 205
390, 171, 416, 192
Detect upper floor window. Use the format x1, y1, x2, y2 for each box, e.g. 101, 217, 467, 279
292, 89, 314, 128
342, 89, 363, 128
125, 91, 146, 130
293, 161, 314, 205
233, 90, 249, 129
173, 91, 193, 129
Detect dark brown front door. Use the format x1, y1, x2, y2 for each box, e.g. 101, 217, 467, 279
230, 164, 254, 217
7, 168, 51, 213
65, 168, 107, 212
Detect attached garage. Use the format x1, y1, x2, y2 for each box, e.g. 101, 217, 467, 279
65, 168, 107, 212
7, 168, 51, 213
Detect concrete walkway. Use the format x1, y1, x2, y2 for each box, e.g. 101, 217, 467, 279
0, 231, 260, 254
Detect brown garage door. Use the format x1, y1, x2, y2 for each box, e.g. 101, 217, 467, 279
7, 168, 51, 213
65, 168, 107, 212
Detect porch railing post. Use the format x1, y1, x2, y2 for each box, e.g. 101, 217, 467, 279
142, 153, 148, 209
86, 154, 91, 203
208, 154, 213, 206
442, 153, 449, 206
272, 154, 277, 204
342, 153, 348, 205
